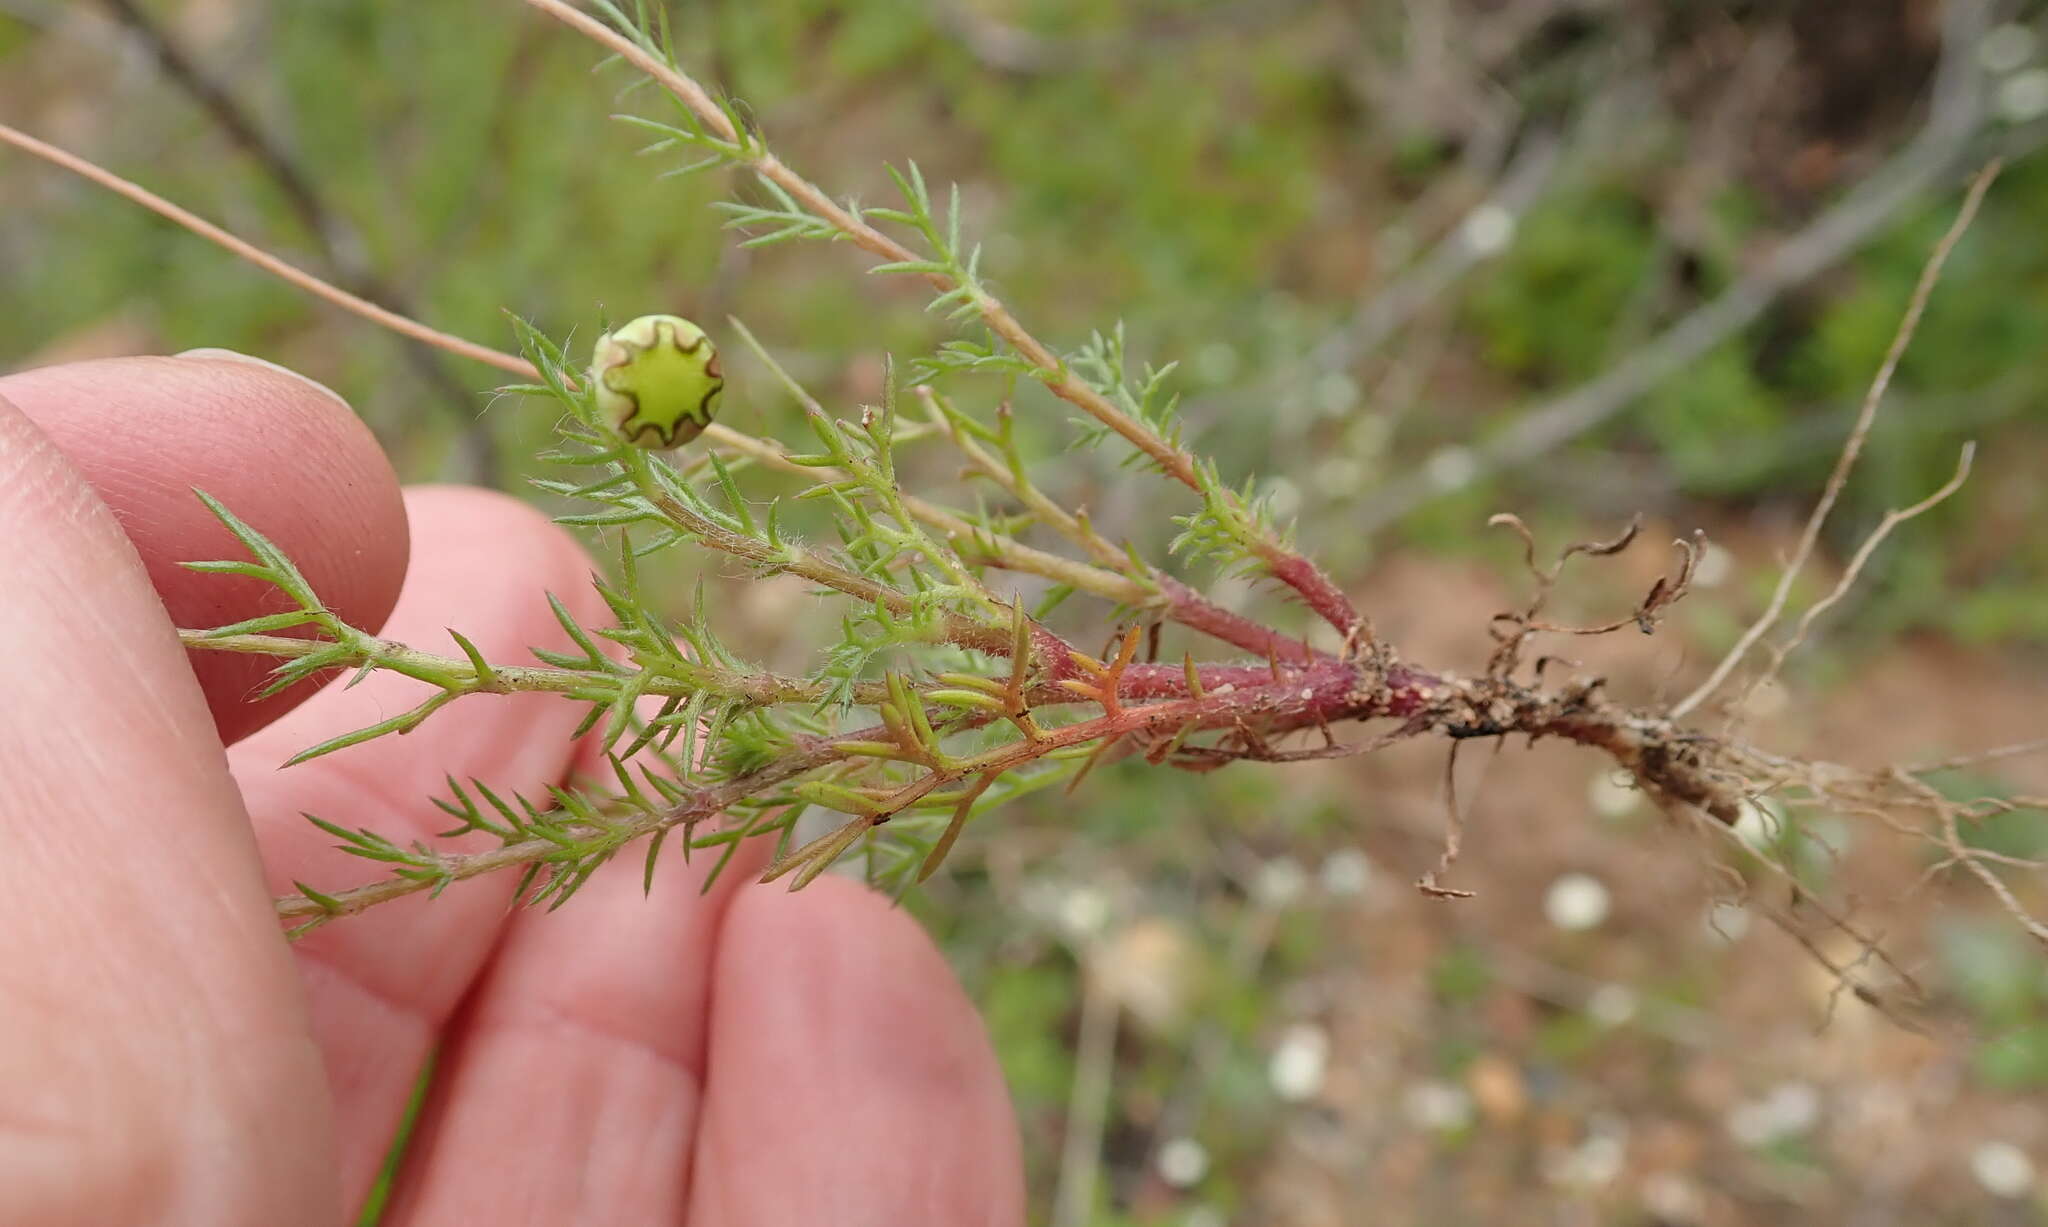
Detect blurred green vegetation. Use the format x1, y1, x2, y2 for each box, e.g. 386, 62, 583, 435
5, 2, 2047, 1223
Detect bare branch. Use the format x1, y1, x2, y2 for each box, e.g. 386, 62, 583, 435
1672, 160, 2000, 719
0, 121, 533, 379
1352, 0, 1998, 535
1910, 737, 2048, 775
1308, 128, 1561, 374
1736, 441, 1976, 705
1931, 783, 2048, 949
95, 0, 498, 481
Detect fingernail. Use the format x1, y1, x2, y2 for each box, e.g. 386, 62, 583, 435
174, 347, 350, 410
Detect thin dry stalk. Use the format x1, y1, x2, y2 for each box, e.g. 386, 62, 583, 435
1736, 441, 1976, 709
1910, 738, 2048, 775
1671, 160, 2001, 719
0, 122, 533, 379
97, 0, 497, 480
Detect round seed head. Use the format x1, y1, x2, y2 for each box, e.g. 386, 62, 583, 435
590, 314, 723, 448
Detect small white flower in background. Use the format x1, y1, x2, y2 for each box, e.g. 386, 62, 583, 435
1058, 885, 1111, 940
1269, 1023, 1331, 1102
1997, 69, 2048, 124
1425, 445, 1478, 491
1769, 1082, 1821, 1134
1460, 203, 1517, 256
1641, 1171, 1705, 1223
1253, 856, 1308, 907
1727, 1081, 1821, 1148
1156, 1137, 1210, 1189
1586, 983, 1639, 1027
1726, 1100, 1775, 1148
1090, 916, 1197, 1032
1704, 900, 1752, 943
1315, 371, 1360, 417
1182, 1208, 1228, 1227
1980, 23, 2039, 74
1543, 1131, 1627, 1189
1545, 872, 1612, 931
1017, 879, 1065, 927
1319, 847, 1375, 898
1588, 771, 1644, 820
1731, 796, 1784, 854
1020, 878, 1117, 944
1403, 1080, 1474, 1132
1971, 1141, 2036, 1198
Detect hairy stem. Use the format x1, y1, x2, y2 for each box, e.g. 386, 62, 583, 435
271, 640, 1799, 928
186, 627, 1334, 713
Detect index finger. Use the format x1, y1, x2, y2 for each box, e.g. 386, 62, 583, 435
0, 351, 410, 743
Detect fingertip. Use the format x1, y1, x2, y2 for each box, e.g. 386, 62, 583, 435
0, 354, 410, 743
693, 877, 1025, 1225
173, 347, 352, 410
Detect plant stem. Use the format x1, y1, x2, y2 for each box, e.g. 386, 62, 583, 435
522, 0, 1368, 641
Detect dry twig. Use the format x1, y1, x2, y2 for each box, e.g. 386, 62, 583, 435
94, 0, 498, 480
1672, 160, 2001, 719
1352, 0, 1998, 535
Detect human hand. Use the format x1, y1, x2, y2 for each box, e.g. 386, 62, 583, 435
0, 352, 1024, 1226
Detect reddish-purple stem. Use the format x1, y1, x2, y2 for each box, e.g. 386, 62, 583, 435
1259, 550, 1366, 644
1158, 576, 1323, 664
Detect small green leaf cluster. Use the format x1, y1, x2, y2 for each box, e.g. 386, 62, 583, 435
188, 307, 1107, 915
590, 1, 765, 175
1169, 462, 1293, 580
1067, 324, 1184, 456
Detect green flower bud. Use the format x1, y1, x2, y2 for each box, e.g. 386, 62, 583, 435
590, 314, 724, 448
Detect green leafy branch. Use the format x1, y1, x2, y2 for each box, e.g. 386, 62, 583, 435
182, 465, 1387, 926
2, 0, 2014, 959
528, 0, 1368, 647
